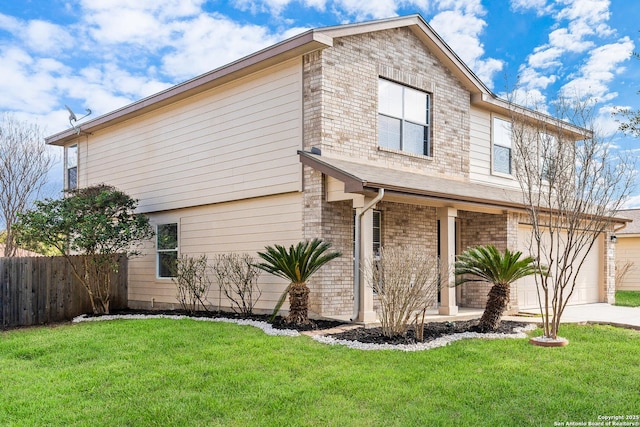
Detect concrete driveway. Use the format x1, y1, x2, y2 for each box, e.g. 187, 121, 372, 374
560, 303, 640, 328
511, 303, 640, 329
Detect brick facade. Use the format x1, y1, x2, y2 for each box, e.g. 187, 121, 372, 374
302, 28, 475, 318
303, 27, 470, 178
300, 26, 612, 319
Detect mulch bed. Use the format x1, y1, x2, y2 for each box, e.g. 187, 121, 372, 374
105, 309, 529, 345
328, 320, 530, 345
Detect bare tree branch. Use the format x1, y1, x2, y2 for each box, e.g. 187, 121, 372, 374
0, 113, 55, 257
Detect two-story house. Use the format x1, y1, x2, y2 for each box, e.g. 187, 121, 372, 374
46, 15, 617, 322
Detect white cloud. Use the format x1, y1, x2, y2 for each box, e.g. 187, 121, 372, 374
233, 0, 297, 15
0, 13, 21, 32
429, 8, 503, 86
83, 9, 166, 46
0, 14, 73, 55
526, 45, 564, 70
556, 0, 613, 37
595, 104, 623, 137
330, 0, 399, 20
435, 0, 484, 15
161, 15, 282, 80
505, 87, 549, 113
516, 0, 626, 110
547, 27, 594, 53
24, 20, 74, 54
510, 0, 549, 13
561, 37, 634, 101
79, 0, 205, 18
517, 66, 557, 90
0, 47, 61, 113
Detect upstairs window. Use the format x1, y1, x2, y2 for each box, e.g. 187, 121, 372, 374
492, 117, 512, 175
539, 133, 557, 181
378, 79, 431, 156
66, 144, 78, 190
157, 223, 178, 278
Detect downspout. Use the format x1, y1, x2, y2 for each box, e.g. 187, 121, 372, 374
351, 188, 384, 322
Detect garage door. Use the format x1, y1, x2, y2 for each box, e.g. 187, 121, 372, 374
516, 225, 602, 310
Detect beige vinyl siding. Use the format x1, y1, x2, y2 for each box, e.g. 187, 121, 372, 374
80, 58, 303, 213
128, 192, 303, 312
468, 107, 520, 189
615, 236, 640, 291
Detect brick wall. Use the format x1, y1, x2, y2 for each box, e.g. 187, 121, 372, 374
458, 211, 509, 309
304, 27, 470, 178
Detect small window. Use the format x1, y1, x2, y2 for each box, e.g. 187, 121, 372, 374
378, 79, 430, 156
353, 210, 383, 256
373, 210, 382, 256
492, 117, 512, 175
157, 223, 178, 278
66, 144, 78, 190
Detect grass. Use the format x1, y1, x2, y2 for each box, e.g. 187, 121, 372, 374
615, 290, 640, 307
1, 319, 639, 426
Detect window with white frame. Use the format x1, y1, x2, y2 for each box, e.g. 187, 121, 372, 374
539, 133, 557, 181
157, 223, 178, 278
66, 144, 78, 190
353, 210, 382, 256
492, 117, 512, 174
378, 79, 431, 156
372, 210, 382, 256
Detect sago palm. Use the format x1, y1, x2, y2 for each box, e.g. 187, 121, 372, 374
256, 239, 341, 326
455, 245, 544, 332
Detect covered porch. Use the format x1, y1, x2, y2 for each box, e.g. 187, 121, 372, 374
299, 151, 526, 323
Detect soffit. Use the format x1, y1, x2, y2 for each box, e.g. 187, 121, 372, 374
299, 151, 525, 210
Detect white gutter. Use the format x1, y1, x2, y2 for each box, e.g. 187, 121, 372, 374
351, 188, 384, 322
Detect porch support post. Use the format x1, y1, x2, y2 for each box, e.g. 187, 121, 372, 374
438, 207, 458, 315
357, 205, 377, 323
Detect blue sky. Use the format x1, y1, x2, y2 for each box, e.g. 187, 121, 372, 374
1, 0, 639, 203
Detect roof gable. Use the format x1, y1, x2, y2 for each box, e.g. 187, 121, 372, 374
314, 14, 492, 96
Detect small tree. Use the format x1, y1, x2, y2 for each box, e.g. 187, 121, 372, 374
0, 113, 55, 257
173, 254, 212, 314
255, 239, 341, 326
15, 185, 154, 314
511, 97, 635, 340
455, 245, 543, 332
213, 253, 262, 317
363, 247, 439, 338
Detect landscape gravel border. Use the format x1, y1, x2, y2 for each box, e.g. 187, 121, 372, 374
73, 313, 537, 351
312, 324, 537, 351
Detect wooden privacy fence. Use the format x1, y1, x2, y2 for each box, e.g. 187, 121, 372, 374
0, 255, 128, 329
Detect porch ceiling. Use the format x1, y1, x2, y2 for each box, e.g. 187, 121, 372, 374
299, 150, 525, 211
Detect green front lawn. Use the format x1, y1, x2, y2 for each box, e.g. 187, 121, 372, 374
615, 290, 640, 307
1, 319, 638, 426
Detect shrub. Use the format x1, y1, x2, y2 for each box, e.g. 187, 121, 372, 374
255, 239, 341, 325
363, 247, 440, 337
173, 254, 212, 314
213, 253, 262, 317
